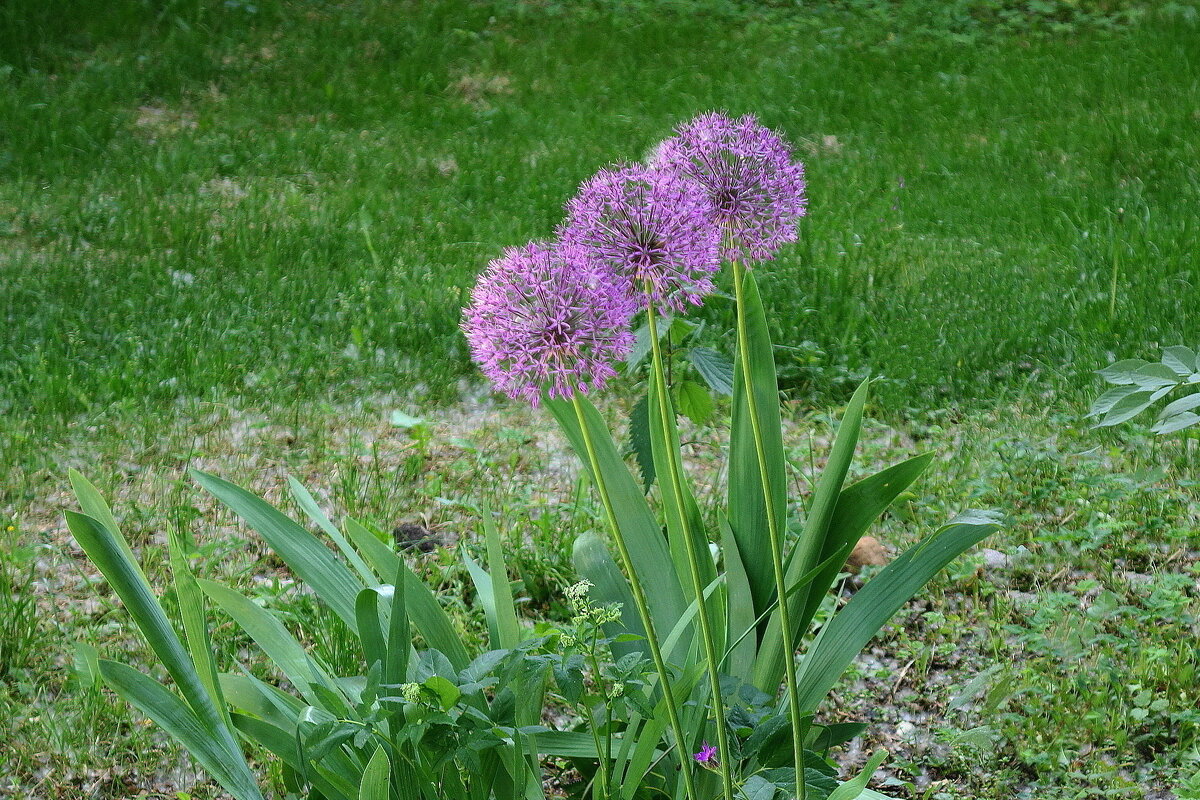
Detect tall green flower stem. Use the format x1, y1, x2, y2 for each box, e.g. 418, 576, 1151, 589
731, 258, 805, 800
569, 395, 698, 800
644, 288, 736, 800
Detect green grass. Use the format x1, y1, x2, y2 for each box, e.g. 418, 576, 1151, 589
2, 1, 1199, 797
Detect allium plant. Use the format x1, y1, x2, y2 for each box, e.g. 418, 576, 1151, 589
651, 111, 808, 263
463, 241, 637, 406
65, 112, 998, 800
560, 163, 721, 311
466, 111, 996, 800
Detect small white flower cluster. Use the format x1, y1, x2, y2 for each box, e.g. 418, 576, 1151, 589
561, 579, 624, 646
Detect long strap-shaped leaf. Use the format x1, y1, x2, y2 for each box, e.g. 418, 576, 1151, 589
168, 527, 233, 734
753, 380, 867, 691
795, 453, 933, 636
792, 511, 1002, 713
65, 510, 260, 798
199, 578, 336, 706
547, 396, 688, 636
464, 503, 522, 650
343, 523, 471, 671
728, 270, 787, 622
359, 745, 392, 800
99, 660, 266, 800
289, 477, 377, 585
192, 469, 364, 628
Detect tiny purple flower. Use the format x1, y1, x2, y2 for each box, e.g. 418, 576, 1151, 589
651, 112, 808, 263
693, 741, 719, 767
462, 241, 637, 406
561, 163, 722, 311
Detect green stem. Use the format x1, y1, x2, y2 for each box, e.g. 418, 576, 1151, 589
1108, 233, 1120, 323
588, 631, 614, 799
645, 292, 737, 800
570, 395, 698, 800
732, 259, 805, 800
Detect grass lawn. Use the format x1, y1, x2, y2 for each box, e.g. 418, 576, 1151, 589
1, 1, 1198, 797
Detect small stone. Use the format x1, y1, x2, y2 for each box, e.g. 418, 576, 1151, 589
894, 721, 918, 742
846, 536, 889, 573
981, 548, 1010, 570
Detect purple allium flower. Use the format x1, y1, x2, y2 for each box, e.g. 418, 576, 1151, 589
693, 741, 719, 767
561, 163, 721, 311
462, 241, 637, 406
651, 112, 807, 263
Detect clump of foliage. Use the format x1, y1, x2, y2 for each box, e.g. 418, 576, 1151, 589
1090, 345, 1200, 434
70, 112, 996, 799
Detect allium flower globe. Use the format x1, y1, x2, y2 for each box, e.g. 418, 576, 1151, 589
463, 241, 637, 406
561, 164, 722, 311
651, 112, 807, 263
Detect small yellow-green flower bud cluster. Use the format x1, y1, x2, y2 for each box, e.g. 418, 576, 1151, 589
399, 683, 423, 704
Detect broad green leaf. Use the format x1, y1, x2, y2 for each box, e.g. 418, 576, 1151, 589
660, 574, 725, 661
1097, 358, 1149, 385
192, 469, 363, 628
625, 321, 657, 370
424, 675, 461, 710
807, 722, 867, 751
378, 554, 470, 671
345, 517, 401, 580
1088, 384, 1141, 418
68, 470, 139, 567
619, 713, 669, 800
198, 579, 333, 705
384, 564, 411, 687
742, 775, 777, 800
1162, 346, 1197, 377
356, 586, 388, 674
648, 364, 716, 605
690, 346, 734, 396
289, 478, 376, 585
754, 380, 868, 692
1096, 390, 1155, 427
359, 746, 391, 800
535, 731, 646, 759
99, 660, 264, 800
793, 511, 1001, 713
628, 391, 656, 491
463, 551, 503, 650
677, 380, 714, 425
548, 395, 687, 634
65, 512, 243, 762
1153, 411, 1200, 435
218, 673, 303, 729
729, 270, 787, 620
1157, 391, 1200, 420
826, 750, 887, 800
1130, 362, 1181, 390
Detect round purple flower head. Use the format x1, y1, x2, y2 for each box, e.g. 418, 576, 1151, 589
693, 742, 719, 767
463, 241, 637, 406
651, 112, 807, 263
561, 163, 722, 311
